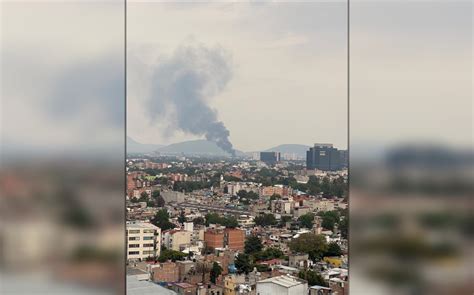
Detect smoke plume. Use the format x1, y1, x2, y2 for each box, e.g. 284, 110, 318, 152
146, 43, 235, 156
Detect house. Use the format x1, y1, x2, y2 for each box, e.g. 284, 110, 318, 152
256, 275, 308, 295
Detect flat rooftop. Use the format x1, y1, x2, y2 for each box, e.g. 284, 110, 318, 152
258, 275, 306, 288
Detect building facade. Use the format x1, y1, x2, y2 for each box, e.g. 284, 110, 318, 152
256, 275, 308, 295
260, 152, 281, 165
126, 221, 161, 261
306, 144, 341, 171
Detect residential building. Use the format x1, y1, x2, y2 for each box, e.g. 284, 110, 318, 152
204, 228, 225, 249
256, 275, 308, 295
152, 262, 180, 283
162, 230, 192, 251
126, 221, 161, 261
224, 228, 245, 251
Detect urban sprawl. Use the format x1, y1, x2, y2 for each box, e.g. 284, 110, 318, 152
127, 144, 348, 295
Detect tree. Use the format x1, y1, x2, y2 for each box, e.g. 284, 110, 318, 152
156, 195, 165, 207
254, 247, 284, 261
339, 216, 348, 239
321, 177, 331, 195
298, 270, 328, 287
210, 262, 223, 284
244, 236, 263, 255
221, 216, 239, 228
158, 248, 186, 262
289, 233, 328, 261
254, 213, 277, 227
269, 194, 281, 201
193, 217, 205, 226
138, 191, 149, 202
235, 253, 253, 274
195, 261, 211, 283
151, 209, 175, 231
318, 211, 340, 231
279, 215, 292, 227
307, 176, 321, 195
178, 210, 186, 224
325, 242, 342, 257
205, 213, 238, 228
298, 213, 315, 229
151, 190, 160, 198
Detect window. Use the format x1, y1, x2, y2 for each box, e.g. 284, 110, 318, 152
142, 243, 154, 248
128, 251, 139, 255
320, 151, 326, 156
129, 236, 139, 241
143, 229, 155, 233
128, 229, 140, 234
143, 250, 154, 255
143, 236, 154, 240
129, 244, 140, 248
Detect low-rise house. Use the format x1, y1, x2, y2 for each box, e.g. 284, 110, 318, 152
256, 275, 308, 295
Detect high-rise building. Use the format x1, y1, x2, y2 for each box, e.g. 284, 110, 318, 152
260, 152, 281, 165
306, 143, 341, 171
339, 150, 348, 168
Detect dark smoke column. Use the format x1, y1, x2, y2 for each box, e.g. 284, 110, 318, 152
145, 43, 235, 156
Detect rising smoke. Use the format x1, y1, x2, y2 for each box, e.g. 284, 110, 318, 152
145, 43, 235, 156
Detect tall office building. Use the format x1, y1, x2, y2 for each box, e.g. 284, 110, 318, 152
260, 152, 281, 165
306, 143, 342, 171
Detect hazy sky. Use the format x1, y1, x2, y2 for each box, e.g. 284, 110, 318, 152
2, 1, 470, 156
127, 1, 348, 151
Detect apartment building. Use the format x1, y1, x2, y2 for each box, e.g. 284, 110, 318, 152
127, 221, 161, 261
162, 229, 192, 251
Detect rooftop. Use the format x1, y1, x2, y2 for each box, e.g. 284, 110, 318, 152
127, 221, 159, 230
127, 276, 176, 295
258, 275, 306, 288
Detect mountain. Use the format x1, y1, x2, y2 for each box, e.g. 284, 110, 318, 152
127, 136, 164, 154
157, 139, 245, 157
264, 144, 311, 157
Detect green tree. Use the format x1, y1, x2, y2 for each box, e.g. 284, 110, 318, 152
298, 270, 328, 287
339, 216, 348, 239
210, 262, 223, 284
193, 217, 205, 226
298, 213, 315, 229
325, 242, 342, 257
138, 191, 149, 202
289, 233, 328, 261
205, 213, 221, 226
254, 247, 284, 261
151, 190, 160, 198
318, 211, 340, 231
254, 213, 277, 227
156, 195, 165, 207
151, 209, 175, 231
279, 215, 292, 227
235, 253, 253, 274
307, 176, 321, 195
158, 249, 186, 262
178, 210, 186, 224
244, 236, 263, 255
269, 194, 281, 201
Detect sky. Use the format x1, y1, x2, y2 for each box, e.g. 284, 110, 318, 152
127, 1, 348, 151
1, 1, 471, 156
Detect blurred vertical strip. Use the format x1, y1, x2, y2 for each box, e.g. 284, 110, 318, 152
350, 0, 472, 294
0, 1, 125, 294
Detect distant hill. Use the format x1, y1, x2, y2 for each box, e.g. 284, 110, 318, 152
127, 136, 163, 154
157, 140, 246, 157
264, 144, 311, 158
